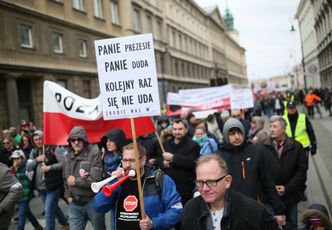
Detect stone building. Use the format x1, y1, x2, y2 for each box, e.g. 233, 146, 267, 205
299, 0, 332, 88
0, 0, 247, 130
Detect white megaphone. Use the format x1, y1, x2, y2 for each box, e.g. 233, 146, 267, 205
91, 175, 117, 193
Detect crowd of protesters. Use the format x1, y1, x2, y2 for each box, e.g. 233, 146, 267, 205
0, 87, 331, 230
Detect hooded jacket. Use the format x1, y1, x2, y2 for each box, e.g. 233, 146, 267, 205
26, 130, 46, 191
100, 129, 127, 176
220, 118, 285, 215
63, 126, 103, 205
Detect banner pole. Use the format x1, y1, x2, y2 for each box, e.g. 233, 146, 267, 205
130, 118, 146, 219
155, 131, 165, 153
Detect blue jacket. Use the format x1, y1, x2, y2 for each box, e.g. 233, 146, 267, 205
200, 138, 218, 155
93, 166, 183, 230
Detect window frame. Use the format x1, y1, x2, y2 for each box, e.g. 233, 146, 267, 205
93, 0, 103, 18
110, 0, 120, 25
79, 39, 88, 58
20, 24, 33, 48
52, 32, 63, 54
133, 8, 142, 32
73, 0, 86, 12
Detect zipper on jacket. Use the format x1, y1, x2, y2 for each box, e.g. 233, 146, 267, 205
241, 161, 246, 180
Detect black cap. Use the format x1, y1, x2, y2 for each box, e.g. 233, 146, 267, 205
287, 101, 297, 108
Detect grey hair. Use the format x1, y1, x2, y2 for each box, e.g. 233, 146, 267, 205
196, 154, 229, 174
269, 115, 287, 129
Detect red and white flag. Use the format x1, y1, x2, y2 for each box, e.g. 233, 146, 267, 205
43, 81, 155, 145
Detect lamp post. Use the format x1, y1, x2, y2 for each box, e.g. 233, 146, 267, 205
291, 24, 308, 92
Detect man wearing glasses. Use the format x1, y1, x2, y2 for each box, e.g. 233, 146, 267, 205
63, 126, 105, 230
94, 143, 183, 230
181, 154, 278, 230
0, 138, 19, 167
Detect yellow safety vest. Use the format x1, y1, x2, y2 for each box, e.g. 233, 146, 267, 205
283, 113, 310, 148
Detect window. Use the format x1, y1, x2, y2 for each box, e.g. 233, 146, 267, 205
20, 25, 33, 48
79, 39, 87, 57
52, 32, 63, 54
172, 31, 176, 47
156, 19, 162, 39
93, 0, 103, 18
73, 0, 85, 11
110, 0, 120, 25
57, 80, 67, 88
83, 80, 92, 98
133, 8, 142, 32
146, 15, 152, 33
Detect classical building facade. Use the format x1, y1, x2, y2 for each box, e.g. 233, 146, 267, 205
296, 0, 321, 89
0, 0, 247, 129
310, 0, 332, 88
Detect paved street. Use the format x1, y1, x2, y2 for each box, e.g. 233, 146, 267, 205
9, 106, 332, 229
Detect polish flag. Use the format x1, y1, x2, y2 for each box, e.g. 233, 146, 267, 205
43, 81, 155, 145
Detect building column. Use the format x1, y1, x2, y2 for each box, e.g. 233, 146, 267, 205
5, 74, 20, 128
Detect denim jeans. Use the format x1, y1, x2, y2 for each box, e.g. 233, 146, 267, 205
39, 189, 68, 230
17, 201, 40, 230
265, 203, 298, 229
69, 200, 106, 230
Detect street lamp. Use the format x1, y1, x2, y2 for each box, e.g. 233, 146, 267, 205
290, 24, 307, 92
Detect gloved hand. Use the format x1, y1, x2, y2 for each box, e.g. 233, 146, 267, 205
310, 144, 317, 156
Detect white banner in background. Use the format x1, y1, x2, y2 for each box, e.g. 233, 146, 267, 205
230, 88, 254, 110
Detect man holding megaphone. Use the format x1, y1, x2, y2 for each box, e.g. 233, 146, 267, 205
93, 143, 183, 230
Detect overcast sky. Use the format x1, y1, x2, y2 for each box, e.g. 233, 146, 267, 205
194, 0, 302, 80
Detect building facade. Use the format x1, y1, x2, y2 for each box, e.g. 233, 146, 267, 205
0, 0, 247, 130
296, 0, 321, 89
310, 0, 332, 88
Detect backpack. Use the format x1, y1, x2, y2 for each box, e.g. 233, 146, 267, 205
154, 169, 164, 195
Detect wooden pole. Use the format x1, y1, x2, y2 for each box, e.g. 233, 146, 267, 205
130, 118, 146, 219
155, 131, 165, 153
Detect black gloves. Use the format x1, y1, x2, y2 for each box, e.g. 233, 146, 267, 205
310, 144, 317, 156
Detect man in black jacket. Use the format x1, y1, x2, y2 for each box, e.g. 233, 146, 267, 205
220, 118, 286, 227
181, 154, 278, 230
159, 118, 200, 229
265, 115, 307, 229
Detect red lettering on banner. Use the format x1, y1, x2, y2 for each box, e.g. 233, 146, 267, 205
123, 195, 138, 212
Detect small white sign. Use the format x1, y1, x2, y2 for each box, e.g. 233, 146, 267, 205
95, 34, 160, 120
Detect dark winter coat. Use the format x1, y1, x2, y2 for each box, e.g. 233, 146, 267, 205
161, 135, 200, 205
220, 141, 285, 215
263, 137, 307, 205
181, 190, 279, 230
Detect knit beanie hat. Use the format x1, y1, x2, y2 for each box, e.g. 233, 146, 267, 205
222, 118, 245, 145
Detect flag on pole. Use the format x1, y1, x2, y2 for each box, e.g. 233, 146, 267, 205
43, 81, 155, 145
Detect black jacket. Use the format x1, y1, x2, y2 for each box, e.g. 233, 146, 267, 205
159, 135, 200, 205
263, 138, 307, 205
220, 141, 285, 215
181, 190, 279, 230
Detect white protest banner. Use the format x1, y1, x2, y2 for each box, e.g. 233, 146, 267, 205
95, 34, 160, 120
178, 84, 233, 106
230, 88, 254, 110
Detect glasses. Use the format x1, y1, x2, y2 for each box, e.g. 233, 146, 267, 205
195, 175, 227, 188
121, 157, 142, 164
70, 138, 83, 143
2, 142, 10, 145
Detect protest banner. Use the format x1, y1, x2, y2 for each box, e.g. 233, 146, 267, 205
166, 85, 233, 115
43, 80, 155, 145
94, 33, 160, 120
230, 88, 254, 110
